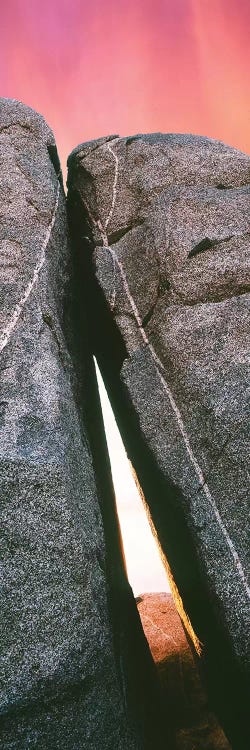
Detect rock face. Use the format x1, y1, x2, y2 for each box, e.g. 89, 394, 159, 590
67, 133, 250, 749
0, 102, 164, 750
137, 593, 231, 750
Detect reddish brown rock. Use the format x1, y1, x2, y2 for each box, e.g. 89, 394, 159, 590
137, 593, 231, 750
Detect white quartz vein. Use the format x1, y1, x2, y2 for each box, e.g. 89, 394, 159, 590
92, 141, 250, 598
107, 247, 250, 597
80, 141, 119, 250
0, 182, 60, 354
104, 143, 119, 232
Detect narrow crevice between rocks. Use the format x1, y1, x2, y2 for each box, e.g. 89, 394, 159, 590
47, 142, 64, 186
66, 186, 248, 750
94, 364, 232, 750
90, 294, 245, 750
67, 189, 171, 750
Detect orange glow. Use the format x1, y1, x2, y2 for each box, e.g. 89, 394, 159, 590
95, 362, 201, 653
95, 361, 171, 596
132, 464, 202, 654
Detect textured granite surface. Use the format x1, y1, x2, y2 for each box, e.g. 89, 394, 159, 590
68, 132, 250, 749
0, 101, 159, 750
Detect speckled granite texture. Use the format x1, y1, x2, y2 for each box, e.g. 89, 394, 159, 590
0, 100, 155, 750
68, 132, 250, 749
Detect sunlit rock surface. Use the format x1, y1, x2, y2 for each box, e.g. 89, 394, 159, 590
0, 100, 162, 750
67, 133, 250, 749
137, 593, 231, 750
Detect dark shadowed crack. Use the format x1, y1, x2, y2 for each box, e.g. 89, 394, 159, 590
189, 235, 232, 258
0, 122, 31, 134
142, 280, 170, 328
47, 143, 63, 186
25, 197, 39, 212
142, 300, 159, 328
107, 219, 145, 246
188, 232, 250, 258
168, 286, 250, 308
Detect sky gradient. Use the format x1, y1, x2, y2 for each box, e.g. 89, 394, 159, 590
1, 0, 249, 177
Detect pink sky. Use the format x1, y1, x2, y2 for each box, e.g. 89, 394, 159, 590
1, 0, 249, 177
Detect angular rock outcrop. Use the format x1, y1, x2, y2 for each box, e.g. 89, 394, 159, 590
0, 102, 164, 750
67, 133, 250, 749
137, 593, 231, 749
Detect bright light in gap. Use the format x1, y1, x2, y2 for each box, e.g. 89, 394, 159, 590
94, 359, 170, 597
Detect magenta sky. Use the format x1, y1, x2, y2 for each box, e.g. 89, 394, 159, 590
1, 0, 249, 176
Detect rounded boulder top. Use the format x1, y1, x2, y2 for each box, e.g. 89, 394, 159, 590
0, 97, 56, 148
